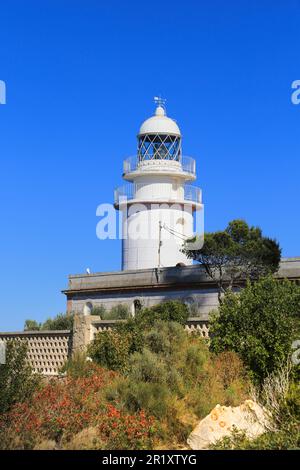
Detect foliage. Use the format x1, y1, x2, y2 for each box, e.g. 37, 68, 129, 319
91, 305, 107, 317
210, 276, 300, 383
91, 304, 131, 320
183, 219, 281, 301
0, 341, 41, 414
211, 425, 300, 450
60, 352, 100, 378
212, 364, 300, 450
102, 304, 131, 320
103, 322, 250, 443
0, 365, 156, 450
88, 301, 189, 372
24, 320, 40, 331
137, 300, 189, 326
88, 329, 133, 373
24, 313, 74, 331
41, 313, 74, 330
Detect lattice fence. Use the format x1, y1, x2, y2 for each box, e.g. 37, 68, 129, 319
0, 330, 71, 376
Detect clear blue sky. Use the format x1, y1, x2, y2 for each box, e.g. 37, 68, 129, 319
0, 1, 299, 330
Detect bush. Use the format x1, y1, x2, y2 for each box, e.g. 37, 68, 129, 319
24, 313, 74, 331
0, 341, 40, 414
24, 320, 40, 331
0, 365, 156, 450
137, 300, 189, 326
87, 301, 250, 447
60, 352, 100, 378
88, 329, 132, 372
103, 322, 250, 444
212, 361, 300, 450
102, 304, 131, 320
42, 313, 74, 330
210, 276, 300, 383
91, 305, 107, 317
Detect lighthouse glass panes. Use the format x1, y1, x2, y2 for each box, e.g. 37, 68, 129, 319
138, 134, 181, 161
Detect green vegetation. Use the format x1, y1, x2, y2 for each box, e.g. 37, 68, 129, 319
24, 313, 73, 331
88, 302, 250, 444
0, 341, 40, 413
91, 304, 131, 320
3, 246, 300, 450
212, 364, 300, 449
210, 276, 300, 383
183, 219, 281, 301
88, 300, 190, 372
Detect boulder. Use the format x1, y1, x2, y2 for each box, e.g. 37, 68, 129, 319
187, 400, 269, 450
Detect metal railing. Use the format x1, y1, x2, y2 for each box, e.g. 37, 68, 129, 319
114, 183, 202, 205
123, 155, 196, 176
184, 185, 202, 204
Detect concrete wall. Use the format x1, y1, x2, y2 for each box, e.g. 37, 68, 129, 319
0, 330, 71, 376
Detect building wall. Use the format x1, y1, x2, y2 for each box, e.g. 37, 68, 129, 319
68, 287, 219, 319
64, 258, 300, 318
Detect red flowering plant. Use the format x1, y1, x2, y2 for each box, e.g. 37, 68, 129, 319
98, 405, 156, 450
0, 364, 157, 450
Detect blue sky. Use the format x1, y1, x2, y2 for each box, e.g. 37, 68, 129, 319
0, 0, 299, 330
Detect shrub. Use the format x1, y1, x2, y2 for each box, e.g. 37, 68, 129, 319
24, 320, 40, 331
0, 365, 156, 450
104, 322, 250, 444
91, 305, 107, 317
41, 313, 74, 331
88, 329, 132, 372
60, 352, 99, 378
210, 276, 300, 383
138, 300, 189, 326
212, 361, 300, 450
24, 313, 74, 331
0, 341, 40, 414
102, 304, 130, 320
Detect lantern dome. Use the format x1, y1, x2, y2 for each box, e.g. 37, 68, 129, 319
139, 105, 181, 136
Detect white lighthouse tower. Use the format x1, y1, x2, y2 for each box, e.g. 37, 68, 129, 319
114, 98, 202, 271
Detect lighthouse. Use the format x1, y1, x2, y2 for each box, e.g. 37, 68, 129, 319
114, 98, 202, 271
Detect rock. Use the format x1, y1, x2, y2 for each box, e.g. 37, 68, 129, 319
187, 400, 269, 450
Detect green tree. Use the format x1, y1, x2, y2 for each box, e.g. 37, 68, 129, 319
210, 276, 300, 382
88, 301, 189, 373
137, 300, 189, 326
24, 319, 41, 331
102, 304, 130, 320
24, 313, 73, 331
41, 313, 73, 330
183, 219, 281, 302
0, 341, 40, 413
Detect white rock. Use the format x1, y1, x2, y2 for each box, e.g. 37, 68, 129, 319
187, 400, 269, 450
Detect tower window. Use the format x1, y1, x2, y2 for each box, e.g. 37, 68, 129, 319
138, 134, 181, 161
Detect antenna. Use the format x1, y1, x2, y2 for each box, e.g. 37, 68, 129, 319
154, 96, 166, 110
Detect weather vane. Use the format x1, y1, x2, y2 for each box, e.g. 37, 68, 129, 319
154, 96, 166, 110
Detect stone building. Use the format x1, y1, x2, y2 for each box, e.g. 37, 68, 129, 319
63, 257, 300, 322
